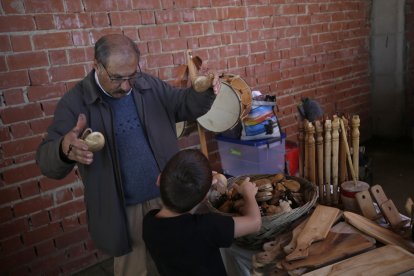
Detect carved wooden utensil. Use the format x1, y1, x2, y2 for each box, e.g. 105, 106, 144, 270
285, 205, 341, 261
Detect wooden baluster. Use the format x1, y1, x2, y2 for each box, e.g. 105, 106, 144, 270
324, 119, 332, 205
315, 120, 324, 203
304, 120, 310, 180
339, 116, 349, 183
298, 121, 305, 178
352, 115, 360, 180
308, 122, 316, 185
331, 116, 340, 205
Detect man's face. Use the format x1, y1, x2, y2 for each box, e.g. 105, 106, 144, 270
95, 52, 139, 98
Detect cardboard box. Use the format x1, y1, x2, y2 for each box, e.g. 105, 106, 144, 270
216, 134, 285, 177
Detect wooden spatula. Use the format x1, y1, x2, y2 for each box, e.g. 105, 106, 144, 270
285, 205, 340, 261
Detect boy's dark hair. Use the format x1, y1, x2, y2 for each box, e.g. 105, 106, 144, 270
160, 149, 212, 213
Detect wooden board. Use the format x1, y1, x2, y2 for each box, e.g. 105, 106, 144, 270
370, 184, 388, 206
283, 218, 309, 254
281, 231, 375, 270
302, 245, 414, 276
344, 211, 414, 253
355, 190, 378, 220
380, 199, 404, 228
285, 205, 340, 261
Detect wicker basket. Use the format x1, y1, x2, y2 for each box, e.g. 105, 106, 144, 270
207, 174, 318, 249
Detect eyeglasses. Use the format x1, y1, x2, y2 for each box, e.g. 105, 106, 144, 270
100, 63, 142, 85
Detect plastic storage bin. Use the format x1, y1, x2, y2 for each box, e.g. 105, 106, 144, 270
216, 134, 286, 177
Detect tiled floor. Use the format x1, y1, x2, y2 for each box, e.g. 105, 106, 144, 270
73, 136, 414, 275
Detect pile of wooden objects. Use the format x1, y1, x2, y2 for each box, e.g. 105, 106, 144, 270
251, 205, 414, 275
297, 114, 361, 206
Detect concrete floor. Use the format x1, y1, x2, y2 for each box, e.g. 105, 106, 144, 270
73, 136, 414, 275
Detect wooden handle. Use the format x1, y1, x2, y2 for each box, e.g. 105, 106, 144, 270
197, 124, 208, 159
315, 121, 324, 203
308, 122, 316, 185
298, 122, 305, 178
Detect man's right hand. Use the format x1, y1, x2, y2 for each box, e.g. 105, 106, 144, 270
61, 114, 93, 165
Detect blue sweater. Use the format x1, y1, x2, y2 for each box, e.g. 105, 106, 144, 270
103, 92, 160, 205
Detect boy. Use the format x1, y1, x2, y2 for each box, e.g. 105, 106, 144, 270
143, 149, 261, 276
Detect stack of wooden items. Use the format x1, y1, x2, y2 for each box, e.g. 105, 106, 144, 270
252, 204, 414, 275
249, 114, 414, 275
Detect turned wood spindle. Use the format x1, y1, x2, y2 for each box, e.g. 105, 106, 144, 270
324, 119, 332, 205
331, 116, 340, 205
315, 120, 324, 202
308, 122, 316, 185
339, 116, 349, 183
298, 121, 305, 178
352, 115, 360, 180
304, 120, 310, 180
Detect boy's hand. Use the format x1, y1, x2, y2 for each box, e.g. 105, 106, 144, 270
234, 177, 258, 199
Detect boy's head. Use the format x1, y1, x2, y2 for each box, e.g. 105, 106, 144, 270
159, 149, 212, 213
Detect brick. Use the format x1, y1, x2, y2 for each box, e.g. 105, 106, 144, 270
139, 26, 166, 40
161, 38, 187, 52
1, 0, 25, 14
61, 215, 80, 232
83, 0, 116, 11
34, 239, 56, 257
55, 227, 88, 248
30, 210, 50, 227
68, 48, 88, 63
39, 171, 78, 191
58, 14, 90, 29
3, 89, 25, 105
34, 14, 56, 30
2, 235, 24, 253
0, 218, 28, 239
0, 186, 20, 205
0, 70, 30, 89
24, 222, 61, 246
20, 180, 40, 199
64, 0, 83, 12
0, 56, 8, 72
146, 53, 173, 69
91, 13, 110, 28
155, 10, 181, 24
0, 35, 11, 52
2, 162, 41, 185
27, 83, 66, 101
33, 32, 73, 50
140, 10, 156, 25
14, 152, 37, 165
30, 251, 66, 274
10, 35, 32, 52
7, 52, 49, 70
49, 64, 85, 82
72, 31, 90, 46
110, 11, 141, 26
0, 248, 36, 272
0, 15, 35, 32
0, 103, 43, 124
25, 0, 65, 13
0, 207, 13, 223
78, 211, 87, 225
49, 50, 68, 65
131, 0, 161, 9
49, 199, 85, 221
29, 68, 50, 85
10, 122, 33, 138
41, 100, 58, 116
117, 0, 133, 10
55, 188, 73, 204
13, 194, 53, 217
30, 117, 53, 134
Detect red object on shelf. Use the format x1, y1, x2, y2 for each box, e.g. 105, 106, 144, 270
285, 141, 299, 176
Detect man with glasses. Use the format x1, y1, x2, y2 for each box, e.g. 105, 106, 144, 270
36, 34, 220, 276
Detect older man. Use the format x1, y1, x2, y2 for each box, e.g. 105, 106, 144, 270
36, 34, 220, 276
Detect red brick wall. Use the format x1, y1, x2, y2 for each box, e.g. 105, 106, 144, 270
0, 1, 372, 274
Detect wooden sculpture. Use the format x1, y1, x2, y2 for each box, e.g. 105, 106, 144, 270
352, 115, 360, 180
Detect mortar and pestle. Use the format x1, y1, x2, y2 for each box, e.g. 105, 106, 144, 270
339, 117, 369, 212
